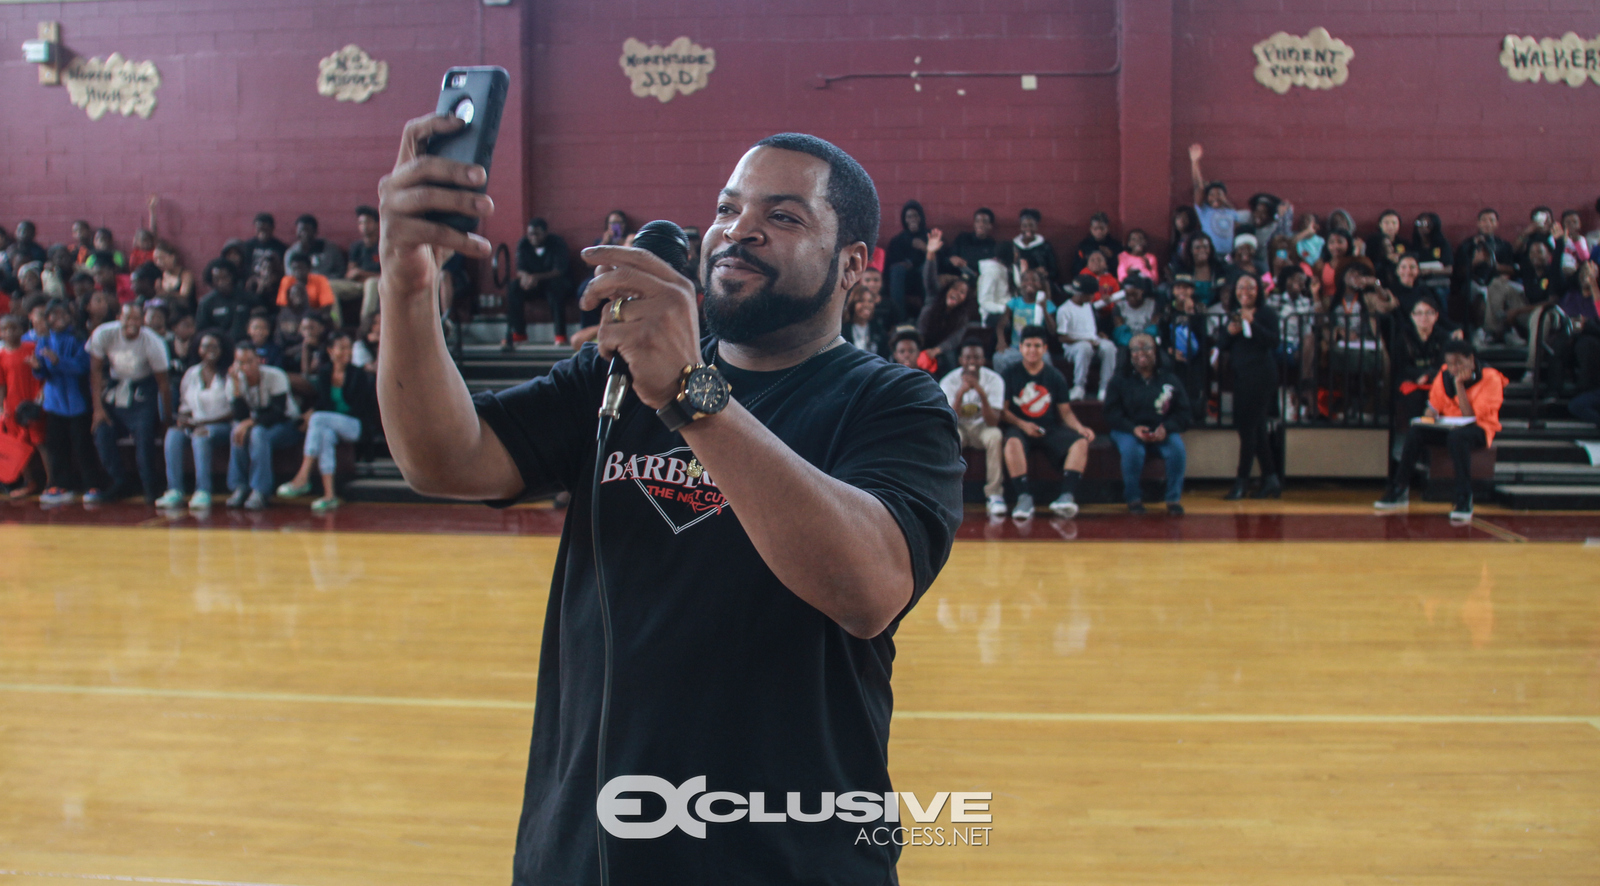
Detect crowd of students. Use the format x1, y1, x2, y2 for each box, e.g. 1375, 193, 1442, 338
0, 206, 384, 512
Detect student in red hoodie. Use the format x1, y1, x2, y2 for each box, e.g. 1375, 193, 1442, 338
1375, 339, 1504, 523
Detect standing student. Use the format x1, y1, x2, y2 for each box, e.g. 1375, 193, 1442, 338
1001, 325, 1093, 519
1217, 275, 1281, 500
88, 302, 171, 503
32, 299, 108, 504
0, 314, 47, 497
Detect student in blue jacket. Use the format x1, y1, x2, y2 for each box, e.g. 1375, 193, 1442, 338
31, 299, 110, 505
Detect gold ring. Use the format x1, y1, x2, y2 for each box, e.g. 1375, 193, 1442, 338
610, 296, 633, 323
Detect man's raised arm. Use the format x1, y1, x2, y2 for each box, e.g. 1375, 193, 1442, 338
375, 113, 523, 501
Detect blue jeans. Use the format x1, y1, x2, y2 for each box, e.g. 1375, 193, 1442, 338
227, 421, 300, 495
303, 411, 363, 478
1110, 430, 1187, 504
92, 383, 162, 498
164, 421, 231, 494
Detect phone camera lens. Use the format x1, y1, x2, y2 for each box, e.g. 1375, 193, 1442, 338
453, 97, 475, 125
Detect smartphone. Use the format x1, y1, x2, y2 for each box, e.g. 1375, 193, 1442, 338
423, 66, 509, 234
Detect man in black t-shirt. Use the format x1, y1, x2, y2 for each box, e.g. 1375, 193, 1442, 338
1000, 324, 1094, 519
247, 213, 288, 270
501, 218, 573, 350
1485, 240, 1566, 346
946, 207, 999, 278
376, 118, 962, 885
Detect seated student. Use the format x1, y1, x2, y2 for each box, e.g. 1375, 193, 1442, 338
277, 253, 339, 327
283, 214, 347, 282
32, 299, 110, 505
1105, 333, 1191, 514
843, 284, 888, 357
285, 311, 330, 379
84, 227, 126, 272
247, 254, 284, 311
888, 325, 934, 374
88, 302, 171, 504
1228, 233, 1267, 281
245, 309, 282, 369
1079, 249, 1120, 311
1375, 340, 1504, 523
1001, 325, 1095, 519
276, 281, 310, 354
1484, 239, 1565, 346
1056, 275, 1117, 401
347, 206, 383, 321
1164, 275, 1209, 422
0, 313, 47, 497
247, 212, 289, 270
1014, 208, 1061, 284
68, 271, 95, 307
1112, 276, 1161, 347
352, 310, 381, 372
224, 343, 300, 510
940, 338, 1008, 517
1072, 212, 1122, 277
151, 241, 195, 311
1294, 213, 1326, 266
1392, 295, 1450, 432
276, 332, 379, 514
996, 266, 1052, 373
917, 229, 979, 373
165, 310, 199, 406
1116, 229, 1158, 284
196, 259, 251, 343
90, 264, 132, 310
155, 331, 234, 511
501, 217, 573, 350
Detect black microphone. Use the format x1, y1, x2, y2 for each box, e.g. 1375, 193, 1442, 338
598, 220, 694, 425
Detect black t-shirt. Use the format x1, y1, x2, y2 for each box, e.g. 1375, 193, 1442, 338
472, 340, 963, 886
1001, 361, 1071, 429
249, 236, 288, 269
348, 239, 380, 274
516, 233, 571, 278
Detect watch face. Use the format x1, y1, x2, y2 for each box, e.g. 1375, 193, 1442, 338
684, 367, 730, 414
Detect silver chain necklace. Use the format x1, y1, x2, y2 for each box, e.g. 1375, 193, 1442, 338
718, 336, 844, 410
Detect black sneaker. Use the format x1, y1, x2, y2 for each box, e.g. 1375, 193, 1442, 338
1166, 502, 1185, 516
1127, 501, 1147, 515
1373, 488, 1409, 510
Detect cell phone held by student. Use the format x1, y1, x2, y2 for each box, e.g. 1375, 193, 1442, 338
423, 66, 509, 234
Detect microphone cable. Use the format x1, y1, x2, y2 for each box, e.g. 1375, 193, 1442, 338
588, 220, 693, 886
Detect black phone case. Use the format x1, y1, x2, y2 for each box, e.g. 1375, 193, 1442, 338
423, 66, 509, 234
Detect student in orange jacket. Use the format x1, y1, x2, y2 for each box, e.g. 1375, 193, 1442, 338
1375, 339, 1504, 522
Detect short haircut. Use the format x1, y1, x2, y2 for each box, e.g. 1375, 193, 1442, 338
355, 205, 379, 221
1019, 208, 1042, 223
295, 214, 318, 231
1443, 339, 1476, 359
248, 307, 273, 321
527, 217, 548, 231
1089, 211, 1110, 225
131, 263, 162, 284
1019, 324, 1049, 345
1378, 208, 1400, 221
327, 330, 354, 346
206, 258, 240, 286
142, 301, 168, 319
974, 207, 995, 223
153, 240, 177, 255
234, 339, 257, 355
70, 271, 94, 285
73, 219, 90, 229
1530, 205, 1553, 220
254, 212, 275, 226
0, 313, 21, 328
44, 298, 69, 315
1477, 207, 1497, 219
959, 336, 987, 353
287, 252, 311, 267
752, 132, 879, 250
94, 227, 113, 239
890, 326, 922, 348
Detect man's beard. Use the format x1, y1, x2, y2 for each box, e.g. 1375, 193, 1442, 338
701, 244, 839, 345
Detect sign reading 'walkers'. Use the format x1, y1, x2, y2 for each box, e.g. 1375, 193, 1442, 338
63, 53, 161, 120
1500, 33, 1600, 87
318, 44, 388, 103
619, 37, 716, 103
1251, 27, 1353, 94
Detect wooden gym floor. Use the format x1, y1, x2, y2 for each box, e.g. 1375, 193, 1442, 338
2, 493, 1598, 884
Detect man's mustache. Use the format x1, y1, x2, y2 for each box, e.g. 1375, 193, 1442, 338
706, 244, 779, 280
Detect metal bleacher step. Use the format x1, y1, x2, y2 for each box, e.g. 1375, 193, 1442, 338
1494, 439, 1592, 464
1494, 483, 1600, 510
1494, 461, 1600, 485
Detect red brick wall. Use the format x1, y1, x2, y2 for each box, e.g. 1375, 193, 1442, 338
0, 0, 526, 275
1171, 1, 1600, 246
4, 0, 1598, 277
522, 0, 1122, 258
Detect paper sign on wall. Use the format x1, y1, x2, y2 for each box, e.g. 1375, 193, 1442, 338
63, 52, 160, 120
620, 37, 715, 103
1252, 28, 1353, 94
318, 44, 389, 103
1500, 33, 1600, 87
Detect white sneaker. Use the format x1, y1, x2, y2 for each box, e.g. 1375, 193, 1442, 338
189, 490, 212, 510
1504, 328, 1527, 347
1049, 494, 1079, 518
1068, 386, 1086, 401
1011, 493, 1035, 520
1096, 387, 1109, 401
154, 489, 185, 509
226, 488, 249, 508
1472, 327, 1492, 348
1449, 508, 1473, 524
987, 495, 1008, 517
244, 490, 267, 511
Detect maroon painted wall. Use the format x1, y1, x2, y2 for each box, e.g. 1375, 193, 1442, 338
523, 0, 1121, 257
0, 0, 526, 274
3, 0, 1598, 275
1171, 1, 1600, 246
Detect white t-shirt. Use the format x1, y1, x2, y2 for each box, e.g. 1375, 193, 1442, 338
1055, 299, 1098, 341
87, 323, 169, 381
179, 364, 233, 425
224, 365, 301, 421
939, 365, 1005, 432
